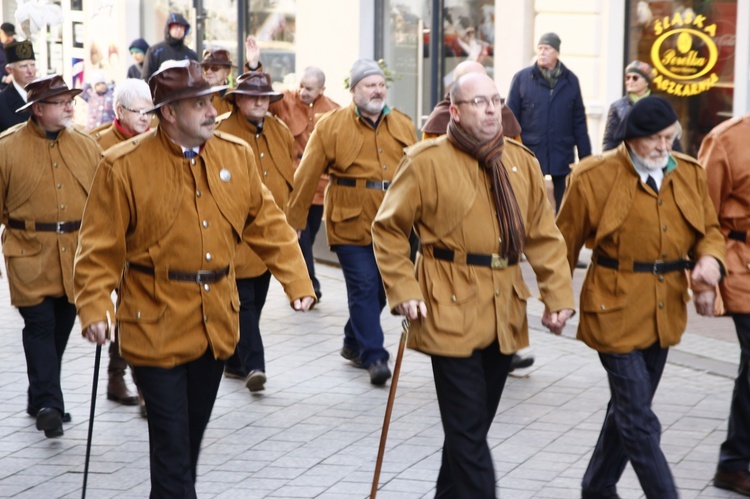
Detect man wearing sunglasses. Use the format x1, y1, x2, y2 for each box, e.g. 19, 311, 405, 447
603, 60, 683, 152
0, 74, 101, 438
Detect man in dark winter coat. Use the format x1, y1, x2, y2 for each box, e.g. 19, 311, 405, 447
0, 40, 36, 132
507, 32, 591, 211
141, 13, 198, 81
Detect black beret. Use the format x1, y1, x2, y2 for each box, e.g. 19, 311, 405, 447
617, 95, 678, 141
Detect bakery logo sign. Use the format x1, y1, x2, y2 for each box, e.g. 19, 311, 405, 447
650, 11, 719, 97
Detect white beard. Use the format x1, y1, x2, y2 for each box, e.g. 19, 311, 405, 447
632, 150, 669, 171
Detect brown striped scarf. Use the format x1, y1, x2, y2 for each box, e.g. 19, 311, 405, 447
447, 119, 526, 259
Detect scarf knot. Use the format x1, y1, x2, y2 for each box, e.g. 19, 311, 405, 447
446, 119, 526, 259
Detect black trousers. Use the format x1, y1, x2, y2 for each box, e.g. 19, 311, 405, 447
718, 313, 750, 472
225, 272, 272, 376
551, 174, 567, 213
582, 342, 677, 498
132, 348, 224, 499
298, 204, 324, 294
18, 296, 77, 415
431, 342, 512, 498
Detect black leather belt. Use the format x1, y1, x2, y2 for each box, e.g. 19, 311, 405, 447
335, 177, 391, 191
431, 246, 519, 269
127, 262, 230, 285
8, 218, 81, 233
728, 230, 747, 243
594, 254, 694, 274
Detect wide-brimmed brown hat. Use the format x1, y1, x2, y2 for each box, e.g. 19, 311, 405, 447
144, 59, 227, 113
16, 74, 81, 113
224, 72, 282, 104
201, 48, 232, 68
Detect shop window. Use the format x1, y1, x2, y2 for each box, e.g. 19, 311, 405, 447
246, 0, 296, 84
626, 0, 736, 156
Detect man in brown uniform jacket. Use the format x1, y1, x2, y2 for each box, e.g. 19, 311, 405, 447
0, 75, 100, 438
216, 71, 295, 391
92, 77, 153, 411
74, 60, 315, 497
245, 38, 340, 300
94, 78, 153, 152
698, 113, 750, 495
372, 72, 575, 497
287, 58, 417, 385
556, 96, 725, 499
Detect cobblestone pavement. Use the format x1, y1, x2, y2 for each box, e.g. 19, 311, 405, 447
0, 259, 744, 498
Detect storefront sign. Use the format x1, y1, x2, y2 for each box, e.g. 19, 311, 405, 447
650, 11, 719, 97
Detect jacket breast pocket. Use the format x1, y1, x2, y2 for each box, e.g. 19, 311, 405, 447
429, 271, 477, 336
2, 235, 43, 284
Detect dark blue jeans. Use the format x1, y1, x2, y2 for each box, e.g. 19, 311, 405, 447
225, 272, 272, 376
299, 204, 324, 295
718, 313, 750, 472
332, 244, 389, 367
19, 296, 77, 415
133, 348, 224, 499
582, 342, 677, 499
431, 342, 512, 498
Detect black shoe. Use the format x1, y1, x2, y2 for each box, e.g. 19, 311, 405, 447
509, 353, 535, 373
28, 407, 71, 422
714, 469, 750, 496
36, 407, 64, 438
368, 360, 392, 385
340, 347, 365, 369
223, 367, 246, 380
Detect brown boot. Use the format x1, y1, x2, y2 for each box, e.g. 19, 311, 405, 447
107, 368, 139, 405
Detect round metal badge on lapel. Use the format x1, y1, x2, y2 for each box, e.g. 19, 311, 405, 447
219, 169, 231, 182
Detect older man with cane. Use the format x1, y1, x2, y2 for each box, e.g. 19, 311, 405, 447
372, 72, 574, 497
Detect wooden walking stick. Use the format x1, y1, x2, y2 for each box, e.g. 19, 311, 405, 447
82, 311, 111, 499
370, 319, 410, 499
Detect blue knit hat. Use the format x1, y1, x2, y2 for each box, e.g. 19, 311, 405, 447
129, 38, 149, 54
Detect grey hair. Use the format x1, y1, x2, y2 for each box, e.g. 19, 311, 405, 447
301, 66, 325, 87
114, 78, 152, 112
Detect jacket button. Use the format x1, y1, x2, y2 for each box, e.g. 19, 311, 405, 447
658, 275, 664, 282
53, 162, 58, 168
264, 171, 268, 176
60, 204, 65, 210
663, 225, 668, 232
196, 190, 202, 197
451, 294, 457, 302
61, 247, 66, 252
21, 249, 25, 255
495, 290, 500, 296
658, 301, 664, 309
137, 311, 141, 319
202, 220, 209, 228
204, 315, 209, 323
260, 152, 265, 158
206, 253, 212, 261
600, 304, 606, 310
204, 284, 210, 292
57, 183, 62, 189
658, 199, 663, 206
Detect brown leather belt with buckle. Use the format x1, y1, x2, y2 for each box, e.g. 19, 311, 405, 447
8, 218, 81, 234
127, 262, 230, 285
594, 253, 694, 274
334, 177, 391, 191
728, 230, 747, 243
429, 246, 519, 270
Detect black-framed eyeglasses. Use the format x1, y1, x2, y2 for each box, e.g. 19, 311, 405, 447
454, 95, 502, 110
40, 98, 75, 107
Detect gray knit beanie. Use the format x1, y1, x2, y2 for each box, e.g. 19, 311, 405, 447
349, 59, 385, 89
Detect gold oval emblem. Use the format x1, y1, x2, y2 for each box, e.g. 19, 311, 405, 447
676, 31, 692, 53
